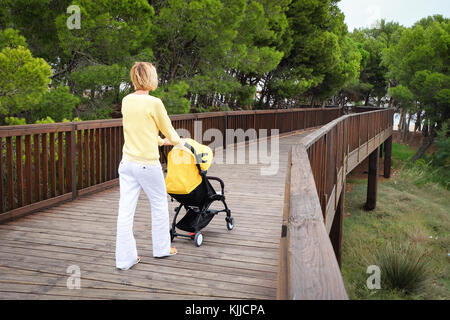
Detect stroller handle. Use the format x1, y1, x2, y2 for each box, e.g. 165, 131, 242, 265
206, 176, 225, 194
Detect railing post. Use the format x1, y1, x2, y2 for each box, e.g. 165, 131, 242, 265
223, 112, 228, 150
0, 138, 3, 213
303, 110, 307, 129
71, 123, 77, 200
357, 115, 361, 162
274, 109, 277, 131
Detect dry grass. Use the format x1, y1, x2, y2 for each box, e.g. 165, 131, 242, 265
341, 143, 450, 300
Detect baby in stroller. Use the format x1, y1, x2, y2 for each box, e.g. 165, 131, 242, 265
165, 138, 234, 246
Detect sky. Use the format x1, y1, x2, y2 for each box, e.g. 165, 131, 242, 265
338, 0, 450, 31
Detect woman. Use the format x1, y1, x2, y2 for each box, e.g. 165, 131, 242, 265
115, 62, 181, 270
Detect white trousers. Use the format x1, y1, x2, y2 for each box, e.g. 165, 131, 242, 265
115, 158, 171, 270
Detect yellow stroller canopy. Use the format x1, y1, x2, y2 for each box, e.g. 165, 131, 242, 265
165, 138, 213, 195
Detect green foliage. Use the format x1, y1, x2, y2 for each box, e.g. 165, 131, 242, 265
151, 0, 245, 109
342, 161, 450, 299
153, 81, 191, 114
260, 0, 362, 107
1, 0, 72, 63
388, 85, 414, 109
4, 116, 26, 125
70, 63, 129, 103
233, 0, 288, 77
34, 116, 55, 124
76, 99, 114, 121
0, 1, 447, 120
383, 16, 450, 129
407, 123, 450, 189
52, 0, 156, 117
0, 45, 52, 118
33, 86, 80, 122
432, 122, 450, 168
0, 28, 27, 50
311, 35, 363, 99
372, 243, 430, 294
55, 0, 154, 65
69, 64, 128, 119
345, 20, 402, 106
391, 142, 416, 166
393, 140, 450, 190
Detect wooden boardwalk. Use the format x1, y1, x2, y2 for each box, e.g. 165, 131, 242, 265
0, 130, 313, 299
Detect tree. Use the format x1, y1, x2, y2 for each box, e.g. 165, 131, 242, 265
0, 28, 27, 49
388, 84, 415, 140
153, 81, 191, 114
0, 43, 52, 121
259, 0, 361, 108
383, 15, 450, 159
69, 64, 129, 119
53, 0, 155, 117
1, 0, 72, 65
151, 0, 246, 110
231, 0, 289, 107
33, 86, 80, 122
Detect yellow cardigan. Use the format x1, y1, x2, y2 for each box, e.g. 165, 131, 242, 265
121, 94, 181, 164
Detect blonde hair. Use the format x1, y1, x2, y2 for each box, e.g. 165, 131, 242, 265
130, 62, 158, 91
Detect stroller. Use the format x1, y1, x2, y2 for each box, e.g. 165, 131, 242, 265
165, 138, 234, 247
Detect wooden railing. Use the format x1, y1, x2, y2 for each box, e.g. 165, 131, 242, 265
0, 107, 342, 222
277, 108, 394, 299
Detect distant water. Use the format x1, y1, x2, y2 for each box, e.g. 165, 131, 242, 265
393, 113, 416, 131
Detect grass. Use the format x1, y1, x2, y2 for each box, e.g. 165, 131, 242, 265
392, 141, 450, 190
372, 243, 430, 294
391, 143, 416, 165
341, 143, 450, 300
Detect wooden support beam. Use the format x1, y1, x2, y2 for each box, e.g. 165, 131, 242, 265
364, 146, 379, 211
384, 135, 392, 178
329, 188, 345, 267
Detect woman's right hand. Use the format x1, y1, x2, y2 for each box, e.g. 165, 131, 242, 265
162, 138, 172, 146
164, 138, 185, 146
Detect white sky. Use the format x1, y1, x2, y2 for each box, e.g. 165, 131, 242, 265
338, 0, 450, 31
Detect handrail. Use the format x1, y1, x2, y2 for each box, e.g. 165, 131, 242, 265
278, 108, 394, 299
0, 107, 342, 222
302, 108, 394, 222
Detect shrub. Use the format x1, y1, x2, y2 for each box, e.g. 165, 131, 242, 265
34, 116, 55, 124
373, 243, 430, 294
33, 86, 80, 122
4, 116, 26, 125
431, 122, 450, 170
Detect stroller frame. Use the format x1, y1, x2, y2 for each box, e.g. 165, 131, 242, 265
168, 142, 234, 247
170, 175, 234, 247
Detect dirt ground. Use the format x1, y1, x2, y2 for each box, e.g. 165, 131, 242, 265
347, 151, 391, 182
392, 130, 435, 152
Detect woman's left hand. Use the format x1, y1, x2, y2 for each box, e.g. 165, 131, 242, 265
162, 138, 172, 146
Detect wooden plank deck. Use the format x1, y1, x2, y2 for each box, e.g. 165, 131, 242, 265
0, 130, 314, 300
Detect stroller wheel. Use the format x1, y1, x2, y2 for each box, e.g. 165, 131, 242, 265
226, 217, 235, 230
170, 229, 175, 241
194, 232, 203, 247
